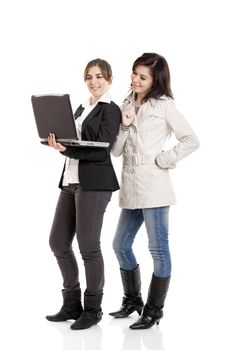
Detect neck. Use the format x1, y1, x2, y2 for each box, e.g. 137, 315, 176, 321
90, 96, 98, 105
134, 94, 144, 107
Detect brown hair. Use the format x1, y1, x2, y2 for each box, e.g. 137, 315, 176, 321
84, 58, 112, 82
132, 52, 173, 102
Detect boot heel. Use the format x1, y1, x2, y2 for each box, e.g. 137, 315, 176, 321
137, 306, 143, 315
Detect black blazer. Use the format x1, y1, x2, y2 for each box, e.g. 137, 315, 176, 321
59, 101, 121, 191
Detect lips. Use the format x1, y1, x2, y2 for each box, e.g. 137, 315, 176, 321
91, 86, 100, 89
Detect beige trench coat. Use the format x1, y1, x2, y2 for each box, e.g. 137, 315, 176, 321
112, 95, 200, 209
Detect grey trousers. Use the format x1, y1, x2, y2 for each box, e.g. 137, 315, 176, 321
49, 184, 112, 296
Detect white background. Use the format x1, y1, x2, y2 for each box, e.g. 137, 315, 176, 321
0, 0, 232, 349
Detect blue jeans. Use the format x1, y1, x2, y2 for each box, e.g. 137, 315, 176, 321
113, 207, 171, 278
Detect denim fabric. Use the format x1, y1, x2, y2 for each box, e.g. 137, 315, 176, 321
112, 207, 171, 278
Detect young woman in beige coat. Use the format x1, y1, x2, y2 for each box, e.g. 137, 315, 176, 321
109, 53, 200, 329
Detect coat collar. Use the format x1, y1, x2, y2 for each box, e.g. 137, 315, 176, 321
123, 93, 168, 106
121, 94, 169, 129
74, 90, 111, 121
81, 90, 111, 108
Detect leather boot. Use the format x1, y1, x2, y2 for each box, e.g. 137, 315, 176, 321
71, 292, 103, 330
109, 265, 144, 318
130, 274, 170, 329
46, 287, 83, 322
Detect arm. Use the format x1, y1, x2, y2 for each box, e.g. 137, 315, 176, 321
111, 124, 130, 157
61, 103, 121, 162
156, 99, 200, 169
111, 104, 135, 157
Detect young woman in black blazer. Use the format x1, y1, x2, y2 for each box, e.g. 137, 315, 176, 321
46, 59, 121, 330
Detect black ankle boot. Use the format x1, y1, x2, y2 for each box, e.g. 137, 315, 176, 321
130, 275, 170, 330
46, 288, 83, 322
70, 308, 103, 330
109, 265, 144, 318
71, 293, 103, 330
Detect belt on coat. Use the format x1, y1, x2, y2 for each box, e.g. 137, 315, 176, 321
123, 154, 156, 166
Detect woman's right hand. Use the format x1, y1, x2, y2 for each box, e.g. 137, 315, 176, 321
122, 107, 135, 127
48, 133, 67, 152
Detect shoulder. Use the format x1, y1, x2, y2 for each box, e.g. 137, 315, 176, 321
140, 96, 177, 121
110, 101, 121, 111
101, 101, 121, 114
149, 96, 177, 115
149, 95, 174, 108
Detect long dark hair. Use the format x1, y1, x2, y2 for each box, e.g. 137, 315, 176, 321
132, 52, 173, 102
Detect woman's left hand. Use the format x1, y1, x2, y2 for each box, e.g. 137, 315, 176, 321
48, 133, 67, 152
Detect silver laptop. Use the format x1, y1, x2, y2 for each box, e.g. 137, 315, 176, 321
31, 94, 109, 148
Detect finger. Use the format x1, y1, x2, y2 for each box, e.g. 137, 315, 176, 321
51, 134, 57, 147
51, 133, 56, 143
48, 135, 53, 147
49, 133, 57, 149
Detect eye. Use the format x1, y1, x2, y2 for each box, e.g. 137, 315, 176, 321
140, 76, 146, 80
96, 75, 103, 79
86, 76, 92, 80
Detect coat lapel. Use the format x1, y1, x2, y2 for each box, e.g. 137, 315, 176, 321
74, 105, 84, 119
81, 103, 103, 129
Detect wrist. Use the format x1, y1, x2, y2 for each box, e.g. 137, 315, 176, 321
120, 123, 130, 131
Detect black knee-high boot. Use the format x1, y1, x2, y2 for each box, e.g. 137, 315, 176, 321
46, 287, 83, 322
130, 274, 170, 329
109, 265, 144, 318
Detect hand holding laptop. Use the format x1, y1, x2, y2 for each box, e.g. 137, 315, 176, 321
48, 133, 67, 152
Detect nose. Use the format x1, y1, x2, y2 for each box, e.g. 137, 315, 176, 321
90, 77, 98, 85
131, 74, 139, 83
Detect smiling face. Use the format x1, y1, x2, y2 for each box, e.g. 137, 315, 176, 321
85, 66, 111, 103
131, 65, 153, 100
